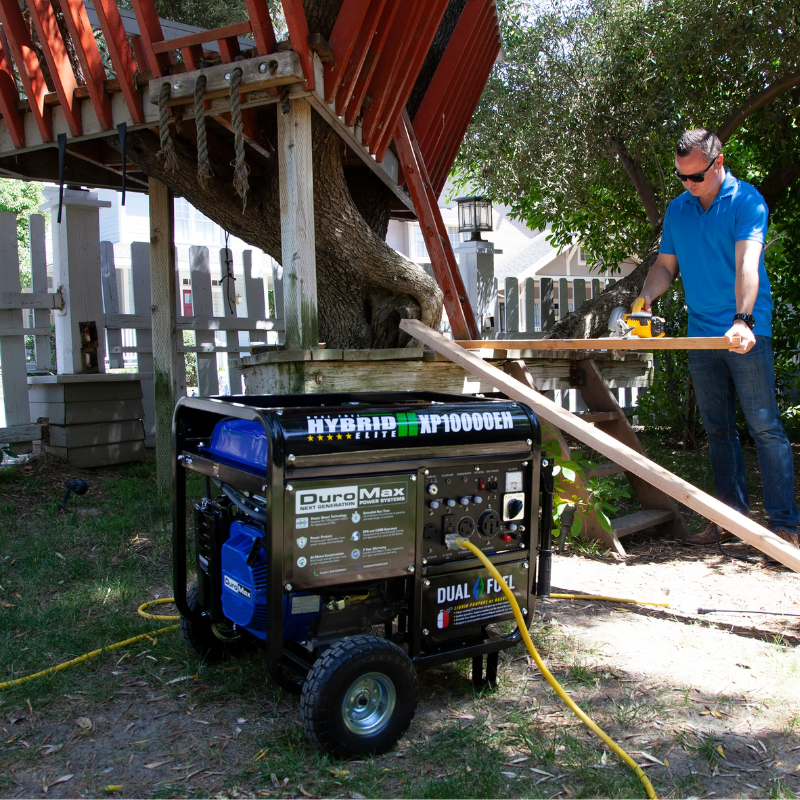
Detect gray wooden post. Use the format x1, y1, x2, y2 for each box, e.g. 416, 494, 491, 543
189, 246, 218, 396
540, 278, 555, 331
574, 278, 586, 309
524, 278, 536, 333
42, 189, 111, 374
0, 212, 31, 449
149, 179, 185, 490
101, 242, 124, 369
504, 277, 519, 334
131, 242, 155, 447
29, 214, 52, 372
278, 98, 318, 350
591, 278, 601, 299
558, 278, 569, 318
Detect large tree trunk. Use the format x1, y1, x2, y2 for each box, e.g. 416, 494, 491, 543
124, 111, 442, 349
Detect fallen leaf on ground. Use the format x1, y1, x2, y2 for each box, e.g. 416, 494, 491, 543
717, 745, 726, 759
104, 786, 123, 793
501, 771, 517, 778
75, 717, 92, 729
143, 760, 173, 769
329, 769, 349, 778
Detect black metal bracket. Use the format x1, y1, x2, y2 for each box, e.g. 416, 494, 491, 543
569, 367, 586, 387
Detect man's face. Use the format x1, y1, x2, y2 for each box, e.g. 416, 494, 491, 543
675, 149, 725, 202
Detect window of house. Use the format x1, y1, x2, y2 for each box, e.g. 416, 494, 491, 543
175, 198, 190, 241
413, 225, 428, 259
193, 208, 216, 243
447, 226, 467, 246
577, 246, 588, 265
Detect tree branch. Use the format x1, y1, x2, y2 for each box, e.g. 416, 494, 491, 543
757, 159, 800, 211
609, 138, 662, 229
717, 70, 800, 144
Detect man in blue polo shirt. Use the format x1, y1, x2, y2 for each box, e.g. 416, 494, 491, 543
638, 128, 798, 547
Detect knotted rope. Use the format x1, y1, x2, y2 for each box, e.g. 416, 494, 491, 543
194, 73, 213, 188
229, 68, 249, 213
157, 82, 177, 172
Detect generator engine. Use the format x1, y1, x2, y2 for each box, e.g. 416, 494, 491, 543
173, 392, 549, 757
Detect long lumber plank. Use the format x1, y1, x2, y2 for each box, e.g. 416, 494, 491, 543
400, 318, 800, 574
455, 336, 740, 351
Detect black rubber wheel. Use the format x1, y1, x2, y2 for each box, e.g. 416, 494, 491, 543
300, 635, 418, 757
180, 584, 242, 661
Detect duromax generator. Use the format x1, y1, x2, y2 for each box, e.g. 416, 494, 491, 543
173, 392, 551, 756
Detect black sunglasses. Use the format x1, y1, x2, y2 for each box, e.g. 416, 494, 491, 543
674, 158, 717, 183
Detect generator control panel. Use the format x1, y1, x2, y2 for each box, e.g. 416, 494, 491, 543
420, 460, 534, 564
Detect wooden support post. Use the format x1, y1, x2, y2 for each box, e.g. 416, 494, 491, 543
0, 212, 31, 452
277, 98, 318, 351
42, 189, 111, 375
219, 247, 243, 394
131, 241, 155, 447
149, 178, 185, 490
29, 214, 52, 372
401, 318, 800, 574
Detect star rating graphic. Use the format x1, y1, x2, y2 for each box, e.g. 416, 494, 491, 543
307, 435, 313, 441
346, 433, 352, 438
317, 435, 323, 441
337, 434, 342, 439
327, 434, 333, 440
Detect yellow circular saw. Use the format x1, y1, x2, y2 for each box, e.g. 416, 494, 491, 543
608, 297, 666, 338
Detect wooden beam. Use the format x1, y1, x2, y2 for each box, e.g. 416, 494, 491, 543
324, 0, 373, 103
394, 113, 474, 339
217, 34, 242, 63
400, 317, 800, 574
26, 0, 83, 135
373, 0, 452, 162
243, 0, 277, 55
59, 0, 114, 130
0, 0, 53, 140
0, 31, 25, 147
455, 337, 740, 351
130, 0, 172, 78
92, 0, 144, 124
151, 21, 253, 53
414, 0, 488, 151
360, 1, 425, 148
278, 97, 318, 349
281, 0, 315, 91
148, 178, 185, 489
342, 0, 399, 127
335, 0, 389, 116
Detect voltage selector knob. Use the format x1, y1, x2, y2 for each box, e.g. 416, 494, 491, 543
472, 495, 483, 504
446, 499, 457, 508
429, 500, 440, 509
459, 497, 470, 506
507, 498, 524, 518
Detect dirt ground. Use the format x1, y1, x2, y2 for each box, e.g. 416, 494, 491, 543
2, 446, 800, 798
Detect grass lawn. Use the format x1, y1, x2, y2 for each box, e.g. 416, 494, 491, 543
1, 441, 798, 798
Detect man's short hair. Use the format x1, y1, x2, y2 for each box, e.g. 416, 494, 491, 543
676, 128, 722, 160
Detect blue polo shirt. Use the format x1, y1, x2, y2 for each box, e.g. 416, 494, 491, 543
659, 170, 772, 337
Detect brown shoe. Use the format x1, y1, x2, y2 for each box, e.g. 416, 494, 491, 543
683, 523, 734, 546
773, 529, 800, 549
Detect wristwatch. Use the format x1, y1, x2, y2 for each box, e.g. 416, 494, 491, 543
733, 313, 755, 329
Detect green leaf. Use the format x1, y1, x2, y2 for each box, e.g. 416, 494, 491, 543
570, 515, 584, 536
597, 510, 613, 534
560, 467, 577, 482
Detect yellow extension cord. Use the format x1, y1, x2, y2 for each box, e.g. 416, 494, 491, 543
0, 599, 179, 691
2, 586, 662, 796
454, 537, 658, 799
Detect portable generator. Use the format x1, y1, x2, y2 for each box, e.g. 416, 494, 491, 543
173, 392, 552, 756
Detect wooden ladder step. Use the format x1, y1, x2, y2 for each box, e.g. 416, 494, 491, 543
611, 509, 675, 538
574, 411, 622, 424
585, 462, 626, 479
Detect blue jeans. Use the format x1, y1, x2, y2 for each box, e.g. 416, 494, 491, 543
688, 337, 798, 533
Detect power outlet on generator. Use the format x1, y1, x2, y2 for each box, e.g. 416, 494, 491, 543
443, 514, 456, 536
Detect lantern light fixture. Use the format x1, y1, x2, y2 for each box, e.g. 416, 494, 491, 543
455, 196, 493, 241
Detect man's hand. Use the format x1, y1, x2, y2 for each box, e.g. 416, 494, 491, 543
725, 319, 755, 353
637, 295, 652, 313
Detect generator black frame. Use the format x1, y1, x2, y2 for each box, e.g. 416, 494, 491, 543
172, 392, 545, 691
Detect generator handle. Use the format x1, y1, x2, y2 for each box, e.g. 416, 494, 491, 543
536, 458, 555, 598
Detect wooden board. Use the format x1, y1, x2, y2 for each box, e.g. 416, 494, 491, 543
400, 318, 800, 574
456, 336, 740, 351
49, 419, 144, 448
46, 439, 146, 467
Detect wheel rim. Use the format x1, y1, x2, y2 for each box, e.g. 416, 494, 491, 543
341, 672, 396, 735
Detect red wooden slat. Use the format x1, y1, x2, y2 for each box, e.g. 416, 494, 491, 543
360, 1, 426, 147
432, 35, 499, 193
151, 21, 253, 53
59, 0, 113, 130
93, 0, 144, 124
243, 0, 277, 55
342, 0, 398, 125
130, 34, 151, 73
27, 0, 82, 135
281, 0, 314, 91
424, 22, 494, 171
432, 33, 499, 193
0, 0, 53, 140
395, 112, 477, 340
414, 0, 489, 152
372, 0, 451, 162
0, 31, 24, 147
324, 0, 372, 104
217, 36, 241, 62
130, 0, 171, 77
180, 44, 204, 70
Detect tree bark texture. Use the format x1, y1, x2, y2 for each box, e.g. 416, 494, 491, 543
124, 109, 442, 349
